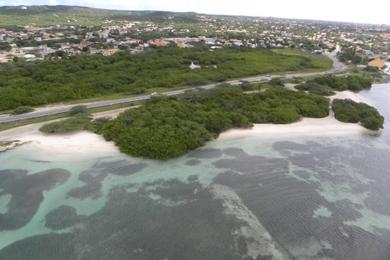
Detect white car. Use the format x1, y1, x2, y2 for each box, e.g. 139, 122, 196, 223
151, 92, 164, 97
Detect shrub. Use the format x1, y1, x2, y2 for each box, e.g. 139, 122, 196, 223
40, 115, 92, 134
132, 88, 146, 94
12, 106, 34, 115
181, 78, 210, 86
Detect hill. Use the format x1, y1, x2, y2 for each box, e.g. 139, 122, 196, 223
0, 5, 201, 26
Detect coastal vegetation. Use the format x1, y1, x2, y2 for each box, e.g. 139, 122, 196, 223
0, 47, 331, 111
39, 114, 93, 134
38, 85, 385, 160
11, 106, 34, 115
93, 87, 330, 159
332, 99, 384, 131
296, 74, 373, 96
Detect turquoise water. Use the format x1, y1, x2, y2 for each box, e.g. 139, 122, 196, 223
0, 84, 390, 259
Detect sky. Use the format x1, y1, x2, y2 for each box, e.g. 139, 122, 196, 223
1, 0, 390, 25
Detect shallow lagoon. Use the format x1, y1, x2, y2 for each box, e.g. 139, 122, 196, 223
0, 84, 390, 259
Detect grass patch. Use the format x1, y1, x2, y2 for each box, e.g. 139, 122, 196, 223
39, 114, 92, 134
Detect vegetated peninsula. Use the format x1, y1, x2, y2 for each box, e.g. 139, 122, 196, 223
40, 82, 384, 160
0, 47, 330, 111
333, 99, 384, 131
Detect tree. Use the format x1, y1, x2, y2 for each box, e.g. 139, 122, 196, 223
12, 106, 34, 115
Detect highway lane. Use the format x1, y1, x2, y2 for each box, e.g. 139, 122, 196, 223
0, 53, 346, 124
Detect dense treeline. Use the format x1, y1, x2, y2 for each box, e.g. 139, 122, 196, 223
337, 48, 367, 65
11, 106, 34, 115
332, 99, 384, 131
0, 47, 331, 111
95, 87, 330, 160
296, 75, 373, 96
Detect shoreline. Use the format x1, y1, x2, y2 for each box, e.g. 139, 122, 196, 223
0, 90, 373, 152
218, 115, 370, 141
218, 90, 369, 140
0, 120, 119, 157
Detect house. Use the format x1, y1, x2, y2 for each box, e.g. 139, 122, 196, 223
173, 39, 186, 48
102, 48, 119, 56
23, 54, 37, 61
189, 62, 201, 70
128, 38, 142, 44
0, 53, 11, 63
9, 47, 24, 57
384, 62, 390, 75
368, 59, 385, 69
147, 38, 168, 47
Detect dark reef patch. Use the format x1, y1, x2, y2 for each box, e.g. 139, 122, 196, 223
214, 154, 289, 175
45, 205, 84, 230
0, 168, 70, 231
185, 159, 201, 166
293, 170, 312, 180
188, 148, 223, 159
1, 179, 258, 260
222, 148, 249, 158
0, 233, 76, 260
212, 145, 390, 259
67, 160, 147, 200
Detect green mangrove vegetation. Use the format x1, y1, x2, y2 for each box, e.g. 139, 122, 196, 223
332, 99, 384, 131
39, 84, 385, 160
296, 74, 374, 96
94, 87, 330, 159
0, 47, 331, 111
11, 106, 34, 115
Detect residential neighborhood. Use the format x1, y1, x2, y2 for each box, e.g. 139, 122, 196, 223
1, 13, 389, 67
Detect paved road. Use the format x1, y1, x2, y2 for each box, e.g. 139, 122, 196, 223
0, 53, 347, 124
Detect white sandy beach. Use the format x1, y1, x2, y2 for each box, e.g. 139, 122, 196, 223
0, 127, 119, 158
218, 115, 370, 141
218, 90, 370, 140
0, 120, 119, 158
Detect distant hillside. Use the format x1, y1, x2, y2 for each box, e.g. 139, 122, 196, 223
0, 5, 201, 26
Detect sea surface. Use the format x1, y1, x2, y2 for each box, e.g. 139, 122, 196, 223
1, 84, 390, 260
